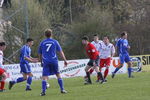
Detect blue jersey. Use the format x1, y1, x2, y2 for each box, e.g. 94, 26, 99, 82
20, 45, 31, 64
116, 39, 130, 54
38, 38, 62, 63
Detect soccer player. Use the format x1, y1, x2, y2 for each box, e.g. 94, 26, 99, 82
9, 38, 38, 91
112, 31, 133, 78
91, 34, 103, 51
82, 36, 104, 84
85, 34, 103, 81
0, 42, 7, 92
38, 29, 67, 96
98, 36, 115, 82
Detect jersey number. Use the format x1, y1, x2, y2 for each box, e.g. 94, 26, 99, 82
46, 44, 52, 52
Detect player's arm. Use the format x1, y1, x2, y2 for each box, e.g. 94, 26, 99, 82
58, 51, 67, 66
56, 41, 67, 66
38, 43, 43, 67
111, 45, 116, 57
23, 47, 38, 63
24, 56, 38, 63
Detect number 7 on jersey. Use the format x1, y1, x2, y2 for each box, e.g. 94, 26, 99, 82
46, 44, 52, 52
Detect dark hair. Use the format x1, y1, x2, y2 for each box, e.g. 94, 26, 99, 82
45, 29, 52, 38
26, 38, 34, 43
0, 42, 6, 46
103, 36, 109, 40
121, 31, 127, 37
82, 36, 89, 41
93, 34, 98, 37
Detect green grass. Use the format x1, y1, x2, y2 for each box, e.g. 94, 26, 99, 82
0, 72, 150, 100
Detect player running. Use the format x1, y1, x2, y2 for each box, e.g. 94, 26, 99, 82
38, 29, 68, 96
112, 31, 133, 78
84, 34, 103, 81
9, 38, 38, 91
98, 36, 115, 82
0, 42, 7, 92
82, 36, 104, 84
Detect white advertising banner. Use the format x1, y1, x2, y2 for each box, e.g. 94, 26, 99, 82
3, 57, 128, 82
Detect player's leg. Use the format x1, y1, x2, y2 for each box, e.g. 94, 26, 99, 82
84, 59, 93, 84
26, 73, 33, 91
96, 59, 105, 82
41, 76, 48, 96
84, 67, 94, 81
9, 73, 27, 90
104, 58, 111, 80
56, 73, 67, 93
0, 71, 7, 92
40, 63, 50, 96
85, 64, 92, 84
94, 66, 104, 83
127, 61, 133, 78
25, 64, 33, 91
125, 54, 133, 78
112, 54, 124, 78
9, 64, 28, 90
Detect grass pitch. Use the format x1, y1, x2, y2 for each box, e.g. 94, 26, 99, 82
0, 72, 150, 100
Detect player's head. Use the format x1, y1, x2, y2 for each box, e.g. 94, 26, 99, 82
0, 42, 6, 51
93, 34, 99, 42
82, 36, 89, 45
121, 31, 128, 39
45, 29, 52, 38
103, 36, 109, 44
26, 38, 34, 47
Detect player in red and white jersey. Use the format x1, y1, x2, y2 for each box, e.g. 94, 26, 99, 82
91, 34, 103, 51
0, 42, 7, 92
98, 36, 115, 82
82, 36, 104, 84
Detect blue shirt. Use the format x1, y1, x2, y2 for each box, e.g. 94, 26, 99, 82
20, 45, 31, 64
38, 38, 62, 63
116, 39, 130, 54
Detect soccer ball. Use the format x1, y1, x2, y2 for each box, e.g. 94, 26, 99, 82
46, 83, 50, 88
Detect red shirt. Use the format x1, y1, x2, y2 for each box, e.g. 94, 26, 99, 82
85, 43, 99, 60
0, 68, 5, 76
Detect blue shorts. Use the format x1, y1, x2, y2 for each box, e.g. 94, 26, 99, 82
20, 63, 31, 73
42, 62, 60, 76
119, 53, 131, 64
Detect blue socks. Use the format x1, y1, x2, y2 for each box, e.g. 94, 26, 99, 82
128, 67, 132, 77
26, 76, 32, 89
113, 67, 120, 74
58, 78, 64, 91
12, 77, 25, 84
42, 80, 47, 93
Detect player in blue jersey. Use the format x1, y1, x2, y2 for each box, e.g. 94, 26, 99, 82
112, 31, 133, 78
38, 29, 68, 96
9, 38, 38, 91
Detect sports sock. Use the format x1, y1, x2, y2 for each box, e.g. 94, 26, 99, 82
97, 72, 104, 81
12, 77, 25, 84
26, 76, 32, 89
113, 67, 120, 74
104, 68, 109, 79
58, 78, 64, 91
42, 80, 47, 93
128, 67, 132, 77
86, 72, 91, 83
0, 81, 5, 90
89, 68, 94, 74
